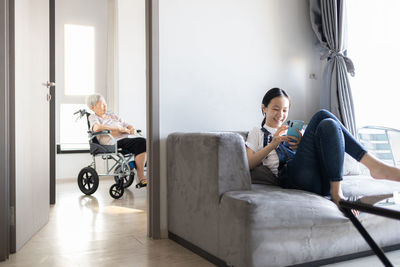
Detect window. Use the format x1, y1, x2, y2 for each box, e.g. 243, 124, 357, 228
347, 1, 400, 166
64, 24, 95, 95
58, 24, 96, 152
347, 0, 400, 129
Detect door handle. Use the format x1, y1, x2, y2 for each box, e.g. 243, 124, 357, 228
43, 81, 56, 88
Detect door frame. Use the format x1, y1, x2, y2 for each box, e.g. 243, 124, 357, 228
49, 0, 55, 205
146, 0, 160, 239
0, 0, 10, 260
8, 0, 15, 254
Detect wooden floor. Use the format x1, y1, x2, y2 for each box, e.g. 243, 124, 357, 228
1, 178, 400, 267
0, 177, 213, 267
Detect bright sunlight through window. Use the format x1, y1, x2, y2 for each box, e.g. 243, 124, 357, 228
64, 24, 95, 95
347, 0, 400, 129
347, 0, 400, 166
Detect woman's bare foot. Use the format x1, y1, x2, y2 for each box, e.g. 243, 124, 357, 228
330, 181, 359, 217
361, 153, 400, 181
369, 164, 400, 181
331, 194, 360, 217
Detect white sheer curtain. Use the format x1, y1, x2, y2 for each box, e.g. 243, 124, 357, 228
347, 0, 400, 130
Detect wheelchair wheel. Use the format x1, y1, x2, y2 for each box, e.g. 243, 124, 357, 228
77, 167, 99, 195
114, 165, 135, 188
109, 183, 124, 199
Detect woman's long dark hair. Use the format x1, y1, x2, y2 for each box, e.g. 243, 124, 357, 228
261, 88, 290, 127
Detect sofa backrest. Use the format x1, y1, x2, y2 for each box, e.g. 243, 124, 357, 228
167, 132, 251, 198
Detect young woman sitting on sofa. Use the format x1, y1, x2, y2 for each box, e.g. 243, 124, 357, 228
245, 88, 400, 215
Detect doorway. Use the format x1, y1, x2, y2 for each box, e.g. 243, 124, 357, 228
53, 0, 147, 178
50, 0, 160, 238
52, 0, 148, 191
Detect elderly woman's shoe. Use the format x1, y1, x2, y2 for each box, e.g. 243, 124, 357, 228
136, 179, 147, 188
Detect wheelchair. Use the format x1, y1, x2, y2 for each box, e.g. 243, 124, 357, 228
74, 109, 144, 199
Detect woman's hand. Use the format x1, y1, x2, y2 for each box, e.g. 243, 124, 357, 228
129, 127, 136, 134
287, 129, 303, 149
118, 126, 130, 134
270, 126, 290, 148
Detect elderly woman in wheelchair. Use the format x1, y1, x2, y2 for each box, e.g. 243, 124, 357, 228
76, 93, 147, 199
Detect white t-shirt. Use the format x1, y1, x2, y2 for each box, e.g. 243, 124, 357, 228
245, 124, 280, 176
88, 113, 131, 145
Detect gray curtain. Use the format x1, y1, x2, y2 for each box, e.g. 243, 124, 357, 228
310, 0, 357, 136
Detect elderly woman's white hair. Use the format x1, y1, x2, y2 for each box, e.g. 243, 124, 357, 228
86, 93, 105, 108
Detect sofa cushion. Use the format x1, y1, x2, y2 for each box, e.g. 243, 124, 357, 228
343, 153, 362, 176
342, 174, 400, 196
250, 165, 279, 186
218, 176, 400, 266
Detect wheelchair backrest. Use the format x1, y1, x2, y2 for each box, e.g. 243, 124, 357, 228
74, 109, 103, 151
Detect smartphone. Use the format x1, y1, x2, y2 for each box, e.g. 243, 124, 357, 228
286, 120, 304, 139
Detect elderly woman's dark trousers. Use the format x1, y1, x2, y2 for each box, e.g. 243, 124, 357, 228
117, 137, 146, 156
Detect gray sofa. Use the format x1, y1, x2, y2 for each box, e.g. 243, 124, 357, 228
167, 132, 400, 267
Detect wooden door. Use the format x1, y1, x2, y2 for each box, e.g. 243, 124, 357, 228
14, 0, 50, 250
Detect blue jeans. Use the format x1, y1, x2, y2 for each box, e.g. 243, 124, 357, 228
278, 109, 367, 196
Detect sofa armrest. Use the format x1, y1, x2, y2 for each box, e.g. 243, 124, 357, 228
167, 132, 251, 255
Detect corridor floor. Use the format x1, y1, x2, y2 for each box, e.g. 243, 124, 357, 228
0, 177, 212, 267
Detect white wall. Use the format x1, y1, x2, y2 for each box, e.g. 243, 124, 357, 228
56, 154, 93, 179
56, 154, 110, 179
158, 0, 321, 236
117, 0, 147, 136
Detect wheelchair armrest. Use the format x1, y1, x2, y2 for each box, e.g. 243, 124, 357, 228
90, 130, 111, 136
89, 131, 117, 150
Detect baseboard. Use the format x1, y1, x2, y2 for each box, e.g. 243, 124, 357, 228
168, 231, 228, 266
288, 243, 400, 267
168, 231, 400, 267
